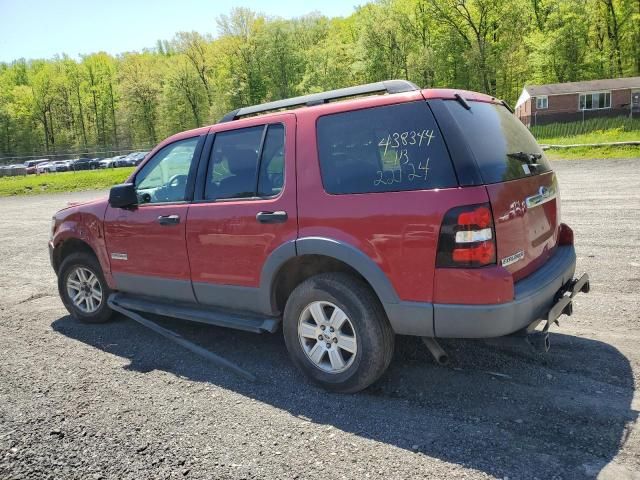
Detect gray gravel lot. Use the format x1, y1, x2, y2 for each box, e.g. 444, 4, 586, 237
1, 158, 639, 479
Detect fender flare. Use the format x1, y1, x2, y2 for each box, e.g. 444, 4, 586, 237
51, 221, 114, 288
258, 237, 400, 315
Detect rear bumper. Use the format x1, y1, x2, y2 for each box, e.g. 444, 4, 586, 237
433, 245, 586, 338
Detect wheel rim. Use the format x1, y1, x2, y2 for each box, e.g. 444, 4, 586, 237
66, 266, 103, 314
298, 301, 357, 374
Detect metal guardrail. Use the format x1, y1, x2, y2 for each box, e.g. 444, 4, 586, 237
541, 140, 640, 150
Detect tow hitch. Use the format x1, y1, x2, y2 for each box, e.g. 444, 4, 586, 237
542, 272, 590, 330
489, 273, 590, 354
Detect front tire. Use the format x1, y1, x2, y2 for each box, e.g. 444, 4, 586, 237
283, 273, 394, 393
58, 252, 114, 323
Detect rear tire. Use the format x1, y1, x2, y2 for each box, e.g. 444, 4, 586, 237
58, 252, 114, 323
283, 273, 394, 393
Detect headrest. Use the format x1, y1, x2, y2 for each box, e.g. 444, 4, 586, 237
226, 148, 257, 174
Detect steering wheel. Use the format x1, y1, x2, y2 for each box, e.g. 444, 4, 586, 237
153, 174, 188, 202
168, 174, 187, 188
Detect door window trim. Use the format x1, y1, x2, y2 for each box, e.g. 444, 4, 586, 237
132, 134, 206, 207
193, 121, 286, 203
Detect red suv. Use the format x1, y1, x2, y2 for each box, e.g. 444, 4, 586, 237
49, 80, 589, 393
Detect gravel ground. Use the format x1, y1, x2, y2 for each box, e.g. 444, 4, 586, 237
1, 158, 639, 480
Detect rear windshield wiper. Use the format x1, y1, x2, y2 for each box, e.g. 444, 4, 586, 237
507, 152, 542, 163
454, 93, 471, 110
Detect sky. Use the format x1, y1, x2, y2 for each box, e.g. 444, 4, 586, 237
0, 0, 360, 63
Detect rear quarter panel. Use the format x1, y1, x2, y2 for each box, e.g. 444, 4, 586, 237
295, 95, 489, 303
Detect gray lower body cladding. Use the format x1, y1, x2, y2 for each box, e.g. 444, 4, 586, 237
104, 239, 578, 340
432, 245, 578, 338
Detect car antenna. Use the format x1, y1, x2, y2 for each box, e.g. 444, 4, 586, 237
454, 93, 471, 110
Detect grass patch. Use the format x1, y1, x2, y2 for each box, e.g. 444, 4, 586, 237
531, 116, 640, 141
0, 168, 134, 196
545, 144, 640, 160
538, 128, 640, 146
531, 119, 640, 159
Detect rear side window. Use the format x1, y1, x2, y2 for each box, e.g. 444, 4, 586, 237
443, 100, 552, 184
317, 102, 457, 194
206, 126, 263, 200
205, 124, 285, 200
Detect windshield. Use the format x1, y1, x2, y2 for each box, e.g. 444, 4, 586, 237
444, 100, 552, 183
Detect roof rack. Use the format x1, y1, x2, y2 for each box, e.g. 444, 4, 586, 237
219, 79, 420, 123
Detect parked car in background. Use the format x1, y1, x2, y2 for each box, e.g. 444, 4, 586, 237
132, 151, 149, 165
99, 156, 126, 168
0, 164, 26, 176
36, 161, 56, 173
71, 158, 101, 170
99, 157, 116, 169
114, 154, 134, 167
24, 159, 50, 174
88, 158, 102, 169
49, 80, 590, 393
53, 160, 71, 172
118, 151, 148, 167
112, 155, 128, 167
68, 158, 83, 170
12, 164, 27, 176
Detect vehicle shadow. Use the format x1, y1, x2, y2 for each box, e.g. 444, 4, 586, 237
52, 314, 637, 479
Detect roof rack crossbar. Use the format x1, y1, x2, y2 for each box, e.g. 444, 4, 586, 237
219, 79, 419, 123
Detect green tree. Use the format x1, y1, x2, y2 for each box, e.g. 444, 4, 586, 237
1, 2, 639, 161
119, 53, 162, 145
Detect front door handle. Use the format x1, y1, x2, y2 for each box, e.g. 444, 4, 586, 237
256, 211, 288, 224
157, 214, 180, 226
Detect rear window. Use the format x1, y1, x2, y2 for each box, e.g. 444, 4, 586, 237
317, 102, 457, 194
444, 100, 552, 184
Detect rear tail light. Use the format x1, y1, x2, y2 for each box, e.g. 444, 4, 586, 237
436, 203, 497, 268
558, 223, 574, 246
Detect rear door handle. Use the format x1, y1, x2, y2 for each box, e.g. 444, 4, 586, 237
157, 214, 180, 226
256, 211, 288, 224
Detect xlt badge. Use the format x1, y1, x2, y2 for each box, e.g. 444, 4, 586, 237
501, 250, 524, 267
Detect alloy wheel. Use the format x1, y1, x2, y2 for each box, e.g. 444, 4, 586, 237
66, 266, 103, 313
297, 301, 357, 373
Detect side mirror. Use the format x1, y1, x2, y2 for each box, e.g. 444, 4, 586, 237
109, 183, 138, 208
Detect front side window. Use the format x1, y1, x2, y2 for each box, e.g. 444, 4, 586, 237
134, 136, 199, 204
316, 102, 457, 194
579, 92, 611, 110
205, 124, 285, 200
535, 96, 548, 109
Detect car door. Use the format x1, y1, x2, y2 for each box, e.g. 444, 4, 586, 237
186, 114, 297, 314
104, 133, 205, 302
